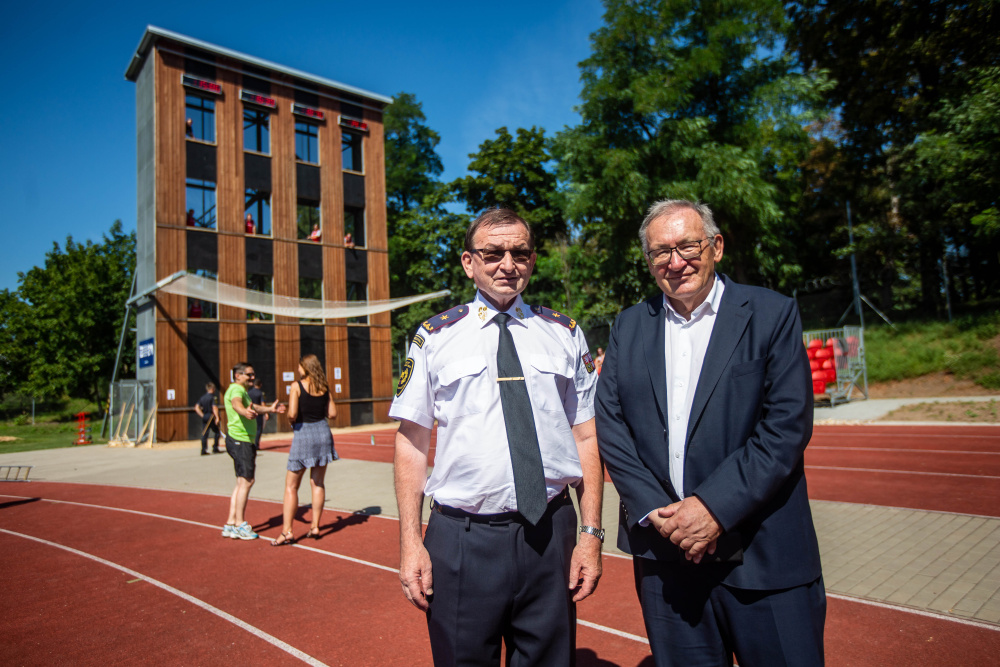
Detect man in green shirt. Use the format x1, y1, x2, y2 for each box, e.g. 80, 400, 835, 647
222, 362, 286, 540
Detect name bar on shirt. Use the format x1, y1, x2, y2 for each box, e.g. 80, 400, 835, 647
497, 376, 525, 382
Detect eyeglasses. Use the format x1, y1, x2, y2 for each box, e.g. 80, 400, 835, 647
472, 247, 534, 265
242, 372, 255, 378
646, 238, 711, 266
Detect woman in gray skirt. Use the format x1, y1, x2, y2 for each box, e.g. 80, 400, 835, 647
271, 353, 338, 546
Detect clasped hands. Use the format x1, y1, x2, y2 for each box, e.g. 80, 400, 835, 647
649, 496, 722, 564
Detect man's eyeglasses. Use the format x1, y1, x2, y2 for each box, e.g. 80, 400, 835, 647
472, 247, 534, 265
646, 239, 712, 266
242, 372, 255, 378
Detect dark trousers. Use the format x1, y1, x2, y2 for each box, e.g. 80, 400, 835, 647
201, 418, 220, 453
254, 416, 264, 448
424, 492, 577, 667
634, 557, 825, 667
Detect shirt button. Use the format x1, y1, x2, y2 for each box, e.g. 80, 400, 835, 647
674, 452, 681, 458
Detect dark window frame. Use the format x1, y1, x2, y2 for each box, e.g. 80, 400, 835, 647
344, 206, 365, 248
246, 272, 274, 322
342, 131, 364, 172
186, 94, 216, 143
186, 178, 217, 230
297, 199, 321, 241
187, 268, 218, 320
295, 122, 320, 164
243, 108, 270, 155
245, 189, 272, 236
346, 280, 368, 324
298, 276, 324, 324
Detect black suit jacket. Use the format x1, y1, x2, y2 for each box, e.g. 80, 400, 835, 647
596, 275, 821, 590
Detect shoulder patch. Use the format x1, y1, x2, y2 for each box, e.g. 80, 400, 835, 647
396, 358, 414, 396
529, 304, 577, 330
412, 333, 425, 349
422, 305, 470, 333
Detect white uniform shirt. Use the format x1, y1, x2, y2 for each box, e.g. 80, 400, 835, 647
664, 273, 725, 498
389, 291, 598, 514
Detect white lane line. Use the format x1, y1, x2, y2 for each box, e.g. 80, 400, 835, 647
812, 432, 1000, 440
828, 593, 1000, 632
0, 493, 649, 643
0, 527, 329, 666
806, 465, 1000, 480
577, 619, 649, 644
810, 446, 1000, 456
0, 495, 403, 572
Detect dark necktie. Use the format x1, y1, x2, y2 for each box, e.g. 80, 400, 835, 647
494, 312, 547, 524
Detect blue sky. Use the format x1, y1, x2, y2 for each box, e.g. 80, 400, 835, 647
0, 0, 605, 292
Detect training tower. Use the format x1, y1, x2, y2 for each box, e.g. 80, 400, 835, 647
125, 26, 394, 441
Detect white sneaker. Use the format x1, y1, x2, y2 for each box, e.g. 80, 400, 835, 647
221, 524, 237, 538
233, 521, 259, 540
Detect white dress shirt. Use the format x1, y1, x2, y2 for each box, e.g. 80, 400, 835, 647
664, 274, 725, 498
389, 291, 598, 514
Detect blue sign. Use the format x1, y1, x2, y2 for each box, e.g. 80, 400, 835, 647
138, 338, 155, 368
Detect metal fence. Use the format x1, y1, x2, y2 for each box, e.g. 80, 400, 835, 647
107, 380, 156, 445
803, 326, 868, 407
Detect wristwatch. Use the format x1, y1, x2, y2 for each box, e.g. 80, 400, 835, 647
579, 525, 605, 542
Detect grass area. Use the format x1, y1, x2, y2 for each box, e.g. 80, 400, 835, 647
0, 419, 106, 454
864, 312, 1000, 389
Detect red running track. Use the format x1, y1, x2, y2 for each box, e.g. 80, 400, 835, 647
2, 477, 999, 664
805, 424, 1000, 516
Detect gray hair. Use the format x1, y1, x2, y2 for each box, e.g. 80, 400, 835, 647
638, 200, 720, 254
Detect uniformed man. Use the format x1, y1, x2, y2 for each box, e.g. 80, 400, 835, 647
390, 207, 604, 666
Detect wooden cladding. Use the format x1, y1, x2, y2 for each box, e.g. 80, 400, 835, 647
155, 50, 186, 230
141, 39, 389, 439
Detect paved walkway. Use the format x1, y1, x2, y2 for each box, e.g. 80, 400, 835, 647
3, 395, 1000, 629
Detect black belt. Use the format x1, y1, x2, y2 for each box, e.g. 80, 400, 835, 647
432, 487, 570, 524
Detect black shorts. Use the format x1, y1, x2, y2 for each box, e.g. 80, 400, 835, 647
225, 435, 256, 480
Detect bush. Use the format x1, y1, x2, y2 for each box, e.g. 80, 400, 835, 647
864, 312, 1000, 388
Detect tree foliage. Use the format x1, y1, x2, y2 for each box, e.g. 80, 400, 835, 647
1, 221, 135, 407
553, 0, 831, 316
788, 0, 1000, 312
385, 93, 470, 354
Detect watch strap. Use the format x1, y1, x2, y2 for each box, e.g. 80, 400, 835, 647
579, 525, 605, 542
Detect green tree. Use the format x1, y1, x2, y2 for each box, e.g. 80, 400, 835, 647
384, 93, 467, 353
385, 92, 444, 217
788, 0, 1000, 312
11, 221, 135, 409
451, 126, 579, 312
896, 67, 1000, 304
554, 0, 831, 317
0, 288, 30, 399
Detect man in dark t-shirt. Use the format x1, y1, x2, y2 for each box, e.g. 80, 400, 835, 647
247, 378, 266, 450
193, 382, 221, 455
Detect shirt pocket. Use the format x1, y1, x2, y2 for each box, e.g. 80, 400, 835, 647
436, 356, 490, 418
529, 353, 574, 412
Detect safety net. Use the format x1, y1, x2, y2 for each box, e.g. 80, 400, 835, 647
158, 272, 450, 319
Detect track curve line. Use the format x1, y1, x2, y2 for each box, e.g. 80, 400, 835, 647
0, 527, 329, 667
0, 491, 650, 644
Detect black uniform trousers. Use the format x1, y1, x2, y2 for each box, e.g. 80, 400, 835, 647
424, 489, 577, 667
634, 556, 826, 667
200, 417, 220, 453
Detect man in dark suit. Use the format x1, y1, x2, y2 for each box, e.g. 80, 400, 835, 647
596, 200, 825, 666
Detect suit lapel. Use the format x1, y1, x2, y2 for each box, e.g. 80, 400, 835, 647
641, 295, 668, 424
687, 277, 751, 440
